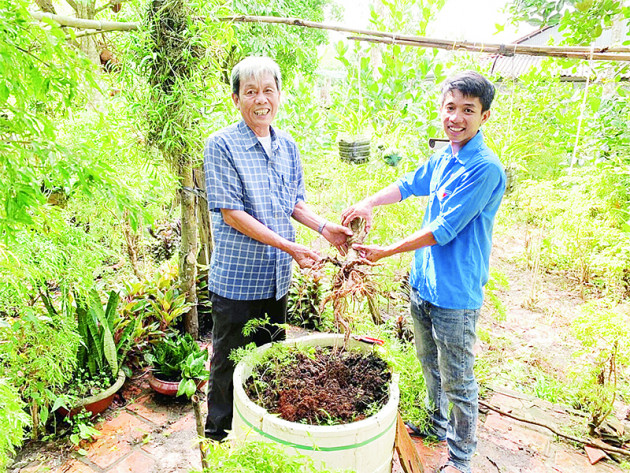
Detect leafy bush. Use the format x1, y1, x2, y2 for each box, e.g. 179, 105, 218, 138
514, 163, 630, 298
201, 439, 352, 472
0, 379, 30, 471
118, 262, 192, 367
145, 333, 209, 397
287, 269, 326, 331
569, 301, 630, 434
381, 338, 429, 429
0, 299, 79, 439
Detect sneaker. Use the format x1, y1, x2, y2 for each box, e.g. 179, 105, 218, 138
404, 421, 446, 442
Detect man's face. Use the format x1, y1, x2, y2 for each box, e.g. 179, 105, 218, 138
440, 89, 490, 152
232, 72, 280, 137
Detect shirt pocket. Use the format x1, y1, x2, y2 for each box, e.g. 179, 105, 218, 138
278, 174, 298, 213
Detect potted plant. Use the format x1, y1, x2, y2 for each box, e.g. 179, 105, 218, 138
145, 333, 210, 397
336, 108, 372, 164
52, 289, 135, 417
232, 333, 399, 473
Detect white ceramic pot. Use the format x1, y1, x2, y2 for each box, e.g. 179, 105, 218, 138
232, 333, 399, 473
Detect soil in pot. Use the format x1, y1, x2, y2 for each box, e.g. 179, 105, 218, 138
244, 345, 391, 425
58, 370, 126, 418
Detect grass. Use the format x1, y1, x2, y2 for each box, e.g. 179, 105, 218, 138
199, 439, 353, 472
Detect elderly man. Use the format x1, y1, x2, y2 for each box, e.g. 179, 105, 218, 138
203, 56, 351, 442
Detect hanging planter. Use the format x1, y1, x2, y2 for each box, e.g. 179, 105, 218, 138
339, 137, 371, 164
232, 333, 399, 473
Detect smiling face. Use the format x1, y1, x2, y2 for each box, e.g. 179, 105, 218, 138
440, 89, 491, 153
232, 72, 280, 137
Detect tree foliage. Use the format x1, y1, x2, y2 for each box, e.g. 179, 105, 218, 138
224, 0, 329, 83
0, 0, 93, 237
505, 0, 630, 44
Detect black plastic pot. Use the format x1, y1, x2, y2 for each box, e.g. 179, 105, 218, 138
339, 138, 370, 164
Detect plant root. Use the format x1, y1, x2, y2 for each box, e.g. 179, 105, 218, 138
320, 218, 383, 342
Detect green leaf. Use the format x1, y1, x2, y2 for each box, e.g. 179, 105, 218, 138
176, 378, 196, 398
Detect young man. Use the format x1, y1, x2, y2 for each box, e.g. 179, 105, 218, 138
342, 71, 506, 473
203, 56, 351, 442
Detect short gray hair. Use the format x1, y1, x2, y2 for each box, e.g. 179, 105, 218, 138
231, 56, 282, 95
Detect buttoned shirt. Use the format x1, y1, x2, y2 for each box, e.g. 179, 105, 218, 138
397, 131, 506, 310
203, 121, 305, 300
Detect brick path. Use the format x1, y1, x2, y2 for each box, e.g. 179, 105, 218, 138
10, 362, 627, 473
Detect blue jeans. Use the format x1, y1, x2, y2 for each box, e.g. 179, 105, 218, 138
410, 288, 479, 473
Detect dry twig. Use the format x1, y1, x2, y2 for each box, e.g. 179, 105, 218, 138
479, 400, 630, 458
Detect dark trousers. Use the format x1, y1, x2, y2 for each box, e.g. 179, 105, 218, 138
204, 292, 287, 441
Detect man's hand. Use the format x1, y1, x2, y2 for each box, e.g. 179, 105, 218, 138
288, 242, 322, 269
341, 201, 374, 231
322, 222, 353, 255
351, 243, 392, 263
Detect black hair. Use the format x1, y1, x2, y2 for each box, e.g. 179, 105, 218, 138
441, 71, 495, 112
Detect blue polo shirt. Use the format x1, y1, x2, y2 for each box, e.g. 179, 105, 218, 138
203, 121, 305, 301
397, 131, 506, 310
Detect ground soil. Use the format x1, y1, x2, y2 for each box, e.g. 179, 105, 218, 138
244, 346, 391, 424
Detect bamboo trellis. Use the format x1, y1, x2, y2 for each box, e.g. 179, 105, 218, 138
222, 15, 630, 62
30, 12, 630, 62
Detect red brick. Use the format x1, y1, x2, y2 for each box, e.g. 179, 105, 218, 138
484, 412, 512, 433
489, 392, 525, 412
140, 440, 161, 456
19, 464, 52, 473
554, 450, 620, 472
164, 411, 196, 435
53, 459, 95, 473
483, 412, 552, 455
412, 438, 448, 472
109, 450, 156, 473
84, 437, 132, 470
126, 401, 170, 426
99, 411, 152, 441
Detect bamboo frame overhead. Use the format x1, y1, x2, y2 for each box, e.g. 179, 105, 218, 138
30, 11, 630, 62
222, 15, 630, 62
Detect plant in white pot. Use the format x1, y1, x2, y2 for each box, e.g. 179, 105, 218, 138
232, 333, 399, 473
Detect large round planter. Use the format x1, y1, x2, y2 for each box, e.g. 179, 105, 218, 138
60, 370, 126, 418
232, 333, 400, 473
148, 373, 208, 396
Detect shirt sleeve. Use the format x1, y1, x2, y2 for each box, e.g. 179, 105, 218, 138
397, 157, 436, 200
295, 161, 306, 204
203, 136, 245, 211
427, 162, 505, 246
290, 138, 306, 205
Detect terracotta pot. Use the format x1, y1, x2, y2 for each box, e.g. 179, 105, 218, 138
148, 373, 208, 396
60, 370, 126, 417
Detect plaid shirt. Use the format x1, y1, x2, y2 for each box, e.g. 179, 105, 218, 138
203, 120, 305, 300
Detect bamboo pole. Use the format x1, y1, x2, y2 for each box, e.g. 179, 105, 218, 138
30, 11, 139, 31
222, 15, 630, 62
348, 36, 630, 62
30, 11, 630, 62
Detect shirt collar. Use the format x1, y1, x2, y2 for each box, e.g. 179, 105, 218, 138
238, 120, 278, 151
443, 130, 485, 165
